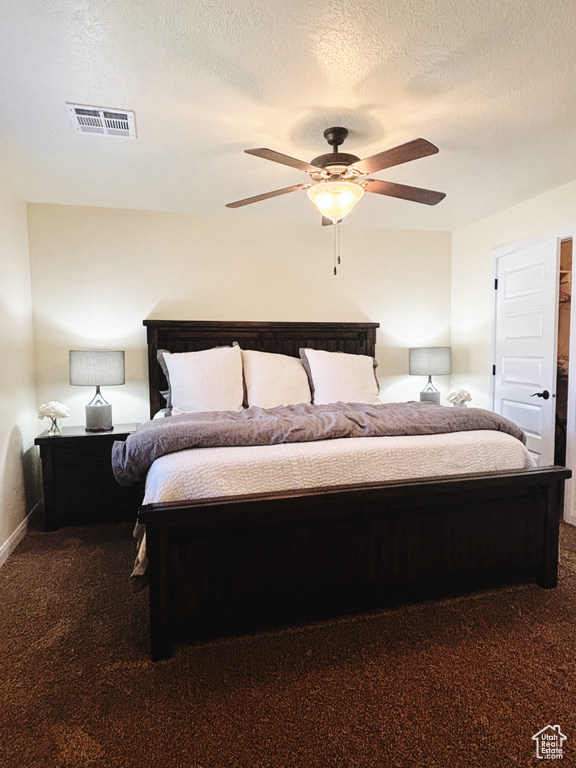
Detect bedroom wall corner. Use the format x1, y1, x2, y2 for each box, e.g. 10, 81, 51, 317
0, 193, 40, 561
451, 178, 576, 411
451, 178, 576, 524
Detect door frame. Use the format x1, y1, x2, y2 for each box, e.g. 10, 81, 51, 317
490, 229, 576, 524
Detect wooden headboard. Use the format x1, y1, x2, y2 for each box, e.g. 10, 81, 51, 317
144, 319, 379, 418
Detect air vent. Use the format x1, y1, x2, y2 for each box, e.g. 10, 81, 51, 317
66, 103, 136, 138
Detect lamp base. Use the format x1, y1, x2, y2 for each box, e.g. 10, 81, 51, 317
85, 403, 113, 432
420, 375, 441, 405
420, 390, 440, 405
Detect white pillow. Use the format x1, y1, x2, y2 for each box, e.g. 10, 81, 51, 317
161, 345, 243, 413
300, 348, 380, 405
241, 349, 312, 408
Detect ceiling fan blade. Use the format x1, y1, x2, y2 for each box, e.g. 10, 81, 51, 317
245, 148, 319, 174
363, 178, 446, 205
351, 139, 440, 176
226, 183, 311, 208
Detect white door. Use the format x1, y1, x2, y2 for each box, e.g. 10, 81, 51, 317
492, 237, 560, 465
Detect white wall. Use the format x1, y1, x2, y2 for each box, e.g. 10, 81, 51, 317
27, 204, 452, 426
0, 190, 38, 561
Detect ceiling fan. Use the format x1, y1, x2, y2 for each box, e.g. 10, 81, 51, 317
226, 127, 446, 224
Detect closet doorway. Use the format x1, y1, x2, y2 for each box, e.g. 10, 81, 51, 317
555, 239, 572, 465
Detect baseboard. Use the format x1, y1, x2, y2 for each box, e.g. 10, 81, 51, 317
0, 501, 41, 568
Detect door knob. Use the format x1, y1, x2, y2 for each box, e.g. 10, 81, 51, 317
530, 390, 550, 400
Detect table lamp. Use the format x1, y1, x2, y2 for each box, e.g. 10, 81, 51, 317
409, 347, 451, 404
69, 350, 125, 431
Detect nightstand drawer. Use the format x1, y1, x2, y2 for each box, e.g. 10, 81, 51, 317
51, 441, 132, 517
35, 423, 142, 530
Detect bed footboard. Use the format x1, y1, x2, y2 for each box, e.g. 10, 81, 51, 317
138, 465, 571, 661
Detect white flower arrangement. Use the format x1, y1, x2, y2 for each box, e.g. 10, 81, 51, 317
38, 401, 71, 420
447, 388, 472, 406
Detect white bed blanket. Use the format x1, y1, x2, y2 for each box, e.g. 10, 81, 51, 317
143, 430, 535, 504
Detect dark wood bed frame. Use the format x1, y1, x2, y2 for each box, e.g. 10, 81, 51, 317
139, 319, 571, 661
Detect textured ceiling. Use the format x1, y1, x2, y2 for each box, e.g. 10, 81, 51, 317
2, 0, 576, 230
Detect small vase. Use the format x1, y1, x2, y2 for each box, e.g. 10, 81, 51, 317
453, 402, 467, 408
47, 417, 61, 436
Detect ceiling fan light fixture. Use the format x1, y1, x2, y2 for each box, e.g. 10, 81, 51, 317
307, 181, 365, 222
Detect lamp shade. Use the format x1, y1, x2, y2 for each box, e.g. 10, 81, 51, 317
409, 347, 452, 376
307, 181, 365, 222
69, 350, 125, 386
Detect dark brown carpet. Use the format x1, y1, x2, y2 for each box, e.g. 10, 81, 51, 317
1, 520, 575, 767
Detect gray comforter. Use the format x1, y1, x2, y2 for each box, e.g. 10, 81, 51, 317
112, 401, 525, 486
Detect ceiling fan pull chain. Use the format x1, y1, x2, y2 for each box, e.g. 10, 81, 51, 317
333, 220, 341, 275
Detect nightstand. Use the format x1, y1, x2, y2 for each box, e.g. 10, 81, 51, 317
35, 423, 142, 531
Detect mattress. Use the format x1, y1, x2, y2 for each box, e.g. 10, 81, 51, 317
143, 429, 535, 505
